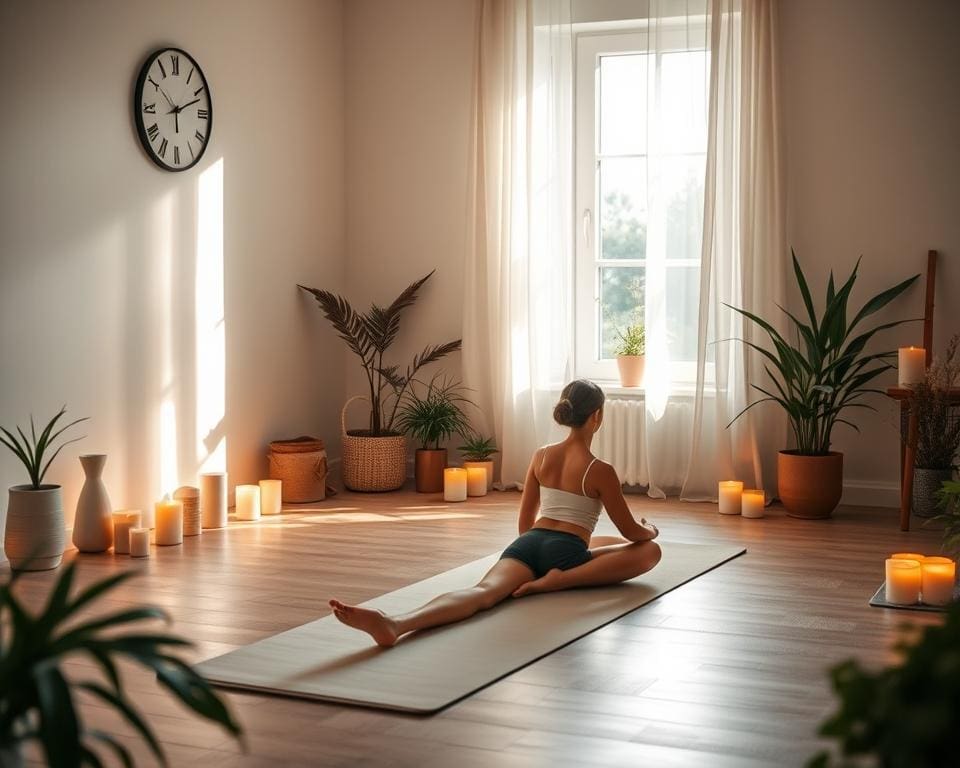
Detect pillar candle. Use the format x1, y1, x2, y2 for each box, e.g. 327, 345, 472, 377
898, 347, 926, 386
443, 468, 468, 502
741, 489, 765, 519
155, 495, 183, 546
236, 484, 261, 521
891, 552, 925, 563
466, 467, 487, 497
718, 481, 743, 515
129, 527, 151, 557
112, 510, 142, 554
885, 558, 922, 605
921, 556, 956, 606
174, 486, 201, 537
260, 479, 282, 515
200, 472, 228, 529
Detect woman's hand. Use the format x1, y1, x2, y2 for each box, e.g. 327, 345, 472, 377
639, 518, 659, 541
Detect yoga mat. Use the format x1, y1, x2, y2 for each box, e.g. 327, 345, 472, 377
196, 540, 745, 713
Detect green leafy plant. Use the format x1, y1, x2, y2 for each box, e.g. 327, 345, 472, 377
808, 601, 960, 768
614, 322, 646, 357
458, 434, 499, 462
0, 406, 88, 490
728, 250, 918, 455
395, 375, 473, 450
0, 561, 243, 766
298, 271, 461, 436
929, 479, 960, 557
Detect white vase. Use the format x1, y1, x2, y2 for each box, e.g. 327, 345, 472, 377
463, 460, 495, 491
4, 485, 65, 570
73, 454, 113, 553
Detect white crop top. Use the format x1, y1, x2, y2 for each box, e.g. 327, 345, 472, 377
537, 450, 603, 533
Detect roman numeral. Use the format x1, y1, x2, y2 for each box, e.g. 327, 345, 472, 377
189, 141, 195, 159
198, 109, 208, 120
146, 123, 159, 141
171, 54, 179, 76
147, 76, 159, 91
159, 138, 168, 158
194, 129, 205, 143
157, 59, 166, 78
186, 67, 194, 84
174, 145, 181, 164
194, 87, 204, 97
142, 102, 156, 114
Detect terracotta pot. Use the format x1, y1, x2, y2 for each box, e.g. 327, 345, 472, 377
5, 485, 66, 570
415, 449, 447, 493
616, 355, 645, 387
463, 460, 495, 490
777, 450, 843, 519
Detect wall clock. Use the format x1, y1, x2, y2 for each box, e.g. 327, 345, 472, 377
134, 47, 212, 172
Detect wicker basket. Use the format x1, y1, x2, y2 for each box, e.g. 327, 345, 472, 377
341, 396, 407, 492
268, 437, 328, 503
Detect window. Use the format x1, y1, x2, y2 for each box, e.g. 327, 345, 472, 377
574, 28, 708, 382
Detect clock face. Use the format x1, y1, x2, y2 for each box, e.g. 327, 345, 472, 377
134, 48, 212, 172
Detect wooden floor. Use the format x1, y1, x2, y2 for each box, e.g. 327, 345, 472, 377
11, 487, 945, 768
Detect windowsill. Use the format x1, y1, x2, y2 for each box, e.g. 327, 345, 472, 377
596, 381, 714, 398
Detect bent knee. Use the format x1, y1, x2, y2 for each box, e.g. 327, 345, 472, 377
631, 540, 661, 572
473, 585, 503, 610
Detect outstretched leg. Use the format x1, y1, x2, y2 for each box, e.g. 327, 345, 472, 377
329, 558, 534, 647
513, 539, 661, 597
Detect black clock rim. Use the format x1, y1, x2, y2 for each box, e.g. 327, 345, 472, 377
134, 46, 213, 173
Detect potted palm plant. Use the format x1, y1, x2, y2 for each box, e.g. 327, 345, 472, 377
459, 434, 499, 491
395, 376, 473, 493
614, 320, 646, 387
0, 561, 243, 767
728, 251, 918, 519
1, 406, 86, 571
298, 270, 461, 492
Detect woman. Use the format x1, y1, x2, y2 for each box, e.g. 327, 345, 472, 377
330, 379, 661, 647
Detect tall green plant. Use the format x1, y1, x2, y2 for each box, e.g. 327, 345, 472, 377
0, 406, 87, 490
298, 271, 461, 436
395, 376, 473, 450
728, 251, 918, 455
0, 561, 243, 766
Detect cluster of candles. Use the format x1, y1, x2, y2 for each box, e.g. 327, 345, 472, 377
109, 473, 283, 557
443, 466, 490, 501
717, 481, 765, 518
885, 553, 957, 606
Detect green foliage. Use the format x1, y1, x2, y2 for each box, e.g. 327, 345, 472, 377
298, 271, 462, 436
929, 480, 960, 557
614, 322, 646, 357
458, 434, 499, 462
728, 250, 918, 455
0, 406, 88, 490
0, 561, 243, 766
395, 376, 473, 450
809, 601, 960, 768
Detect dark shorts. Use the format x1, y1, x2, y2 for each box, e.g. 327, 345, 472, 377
500, 528, 592, 578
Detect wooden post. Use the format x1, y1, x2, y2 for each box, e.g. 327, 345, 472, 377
923, 250, 937, 366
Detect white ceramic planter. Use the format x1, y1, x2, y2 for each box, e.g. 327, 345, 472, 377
463, 460, 495, 491
5, 485, 66, 571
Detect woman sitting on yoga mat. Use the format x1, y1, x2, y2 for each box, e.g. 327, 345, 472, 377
330, 379, 661, 647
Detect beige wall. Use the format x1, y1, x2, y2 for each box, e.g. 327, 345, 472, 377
0, 0, 345, 557
779, 0, 960, 505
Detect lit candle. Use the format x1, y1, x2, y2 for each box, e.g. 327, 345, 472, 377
718, 481, 743, 515
898, 347, 926, 386
129, 527, 151, 557
112, 510, 142, 554
921, 556, 956, 606
236, 484, 261, 521
443, 468, 468, 502
891, 552, 925, 563
260, 479, 282, 515
466, 467, 487, 497
155, 495, 183, 546
200, 472, 228, 529
741, 489, 765, 519
174, 486, 201, 537
885, 558, 922, 605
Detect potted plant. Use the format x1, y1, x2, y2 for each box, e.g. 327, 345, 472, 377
459, 434, 499, 491
614, 321, 646, 387
912, 334, 960, 517
729, 251, 918, 519
1, 406, 86, 571
298, 270, 461, 491
0, 561, 243, 767
395, 376, 473, 493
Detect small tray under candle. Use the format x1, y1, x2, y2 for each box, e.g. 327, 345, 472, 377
869, 583, 960, 613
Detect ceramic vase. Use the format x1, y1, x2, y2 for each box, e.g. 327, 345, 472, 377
5, 485, 65, 570
72, 454, 113, 553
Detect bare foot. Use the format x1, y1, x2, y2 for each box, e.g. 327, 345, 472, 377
329, 599, 399, 647
512, 569, 567, 598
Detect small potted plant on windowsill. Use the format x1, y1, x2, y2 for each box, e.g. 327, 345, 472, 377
614, 321, 646, 387
459, 434, 499, 491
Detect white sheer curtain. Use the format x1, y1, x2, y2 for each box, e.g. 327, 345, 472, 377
462, 0, 574, 487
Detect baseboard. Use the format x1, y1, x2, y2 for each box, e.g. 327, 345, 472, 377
841, 480, 899, 509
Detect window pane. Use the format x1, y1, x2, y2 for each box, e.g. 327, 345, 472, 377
666, 266, 700, 362
600, 157, 646, 260
663, 154, 705, 261
599, 266, 645, 359
599, 53, 648, 156
659, 50, 708, 154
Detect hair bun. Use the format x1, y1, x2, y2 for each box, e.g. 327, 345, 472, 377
553, 397, 575, 426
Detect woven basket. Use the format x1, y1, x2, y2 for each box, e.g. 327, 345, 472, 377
268, 436, 328, 503
341, 396, 407, 492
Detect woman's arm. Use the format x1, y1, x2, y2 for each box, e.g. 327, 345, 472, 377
516, 451, 542, 534
592, 461, 659, 542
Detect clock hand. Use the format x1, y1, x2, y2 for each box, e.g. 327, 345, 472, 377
157, 84, 177, 110
177, 97, 202, 111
